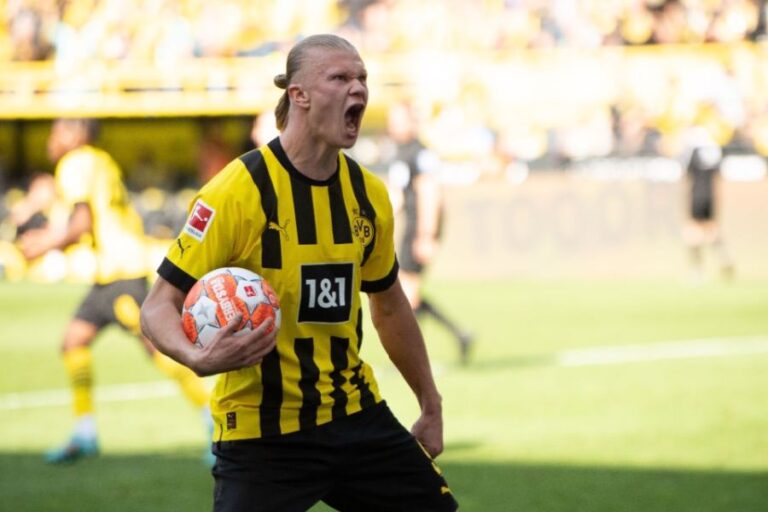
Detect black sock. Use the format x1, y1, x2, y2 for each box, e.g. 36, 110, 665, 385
416, 298, 466, 341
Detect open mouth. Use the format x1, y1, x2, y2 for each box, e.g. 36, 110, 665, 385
345, 104, 365, 132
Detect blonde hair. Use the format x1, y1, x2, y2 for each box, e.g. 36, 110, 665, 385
273, 34, 358, 131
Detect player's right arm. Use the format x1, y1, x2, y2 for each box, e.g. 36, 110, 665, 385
140, 276, 277, 377
18, 202, 92, 260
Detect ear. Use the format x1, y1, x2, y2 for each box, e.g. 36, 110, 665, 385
288, 84, 310, 109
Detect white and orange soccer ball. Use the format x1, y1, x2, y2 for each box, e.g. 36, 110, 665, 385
181, 267, 281, 348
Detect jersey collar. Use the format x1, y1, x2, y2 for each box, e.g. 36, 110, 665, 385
267, 137, 340, 186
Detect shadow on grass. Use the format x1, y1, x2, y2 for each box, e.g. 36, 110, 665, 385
1, 449, 213, 512
1, 451, 766, 512
444, 461, 768, 512
449, 353, 557, 372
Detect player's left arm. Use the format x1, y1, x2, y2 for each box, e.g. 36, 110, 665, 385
18, 202, 92, 260
368, 277, 444, 458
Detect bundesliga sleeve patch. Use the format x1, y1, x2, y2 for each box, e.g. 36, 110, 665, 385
184, 199, 216, 241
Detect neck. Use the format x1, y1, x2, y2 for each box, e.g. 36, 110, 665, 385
279, 129, 339, 181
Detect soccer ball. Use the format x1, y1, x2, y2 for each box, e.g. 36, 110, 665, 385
181, 267, 281, 348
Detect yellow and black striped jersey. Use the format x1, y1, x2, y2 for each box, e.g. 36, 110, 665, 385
55, 145, 147, 284
159, 138, 399, 441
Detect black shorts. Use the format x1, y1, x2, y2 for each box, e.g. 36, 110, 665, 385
398, 205, 443, 275
74, 278, 148, 334
398, 228, 424, 274
691, 196, 714, 221
400, 227, 443, 275
212, 402, 458, 512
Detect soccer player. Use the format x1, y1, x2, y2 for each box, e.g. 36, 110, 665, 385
682, 126, 734, 282
386, 100, 474, 365
18, 118, 214, 465
140, 34, 458, 511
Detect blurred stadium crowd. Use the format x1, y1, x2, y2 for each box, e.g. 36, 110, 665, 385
4, 0, 765, 160
1, 0, 768, 281
1, 0, 765, 62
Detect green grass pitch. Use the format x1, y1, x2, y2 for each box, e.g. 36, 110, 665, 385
1, 278, 767, 511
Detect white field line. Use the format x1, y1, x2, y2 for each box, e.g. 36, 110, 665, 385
3, 336, 768, 411
1, 380, 179, 411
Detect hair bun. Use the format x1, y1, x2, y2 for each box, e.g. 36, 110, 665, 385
274, 73, 288, 89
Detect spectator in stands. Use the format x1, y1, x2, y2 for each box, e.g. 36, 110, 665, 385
198, 117, 238, 185
248, 110, 280, 149
9, 7, 52, 60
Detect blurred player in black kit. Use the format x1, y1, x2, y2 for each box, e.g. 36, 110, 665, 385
682, 126, 734, 282
386, 100, 474, 365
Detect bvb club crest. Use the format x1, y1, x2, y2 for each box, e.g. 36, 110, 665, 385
352, 209, 374, 247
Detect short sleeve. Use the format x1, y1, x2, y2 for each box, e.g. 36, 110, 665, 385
56, 151, 94, 206
360, 174, 398, 293
159, 160, 257, 291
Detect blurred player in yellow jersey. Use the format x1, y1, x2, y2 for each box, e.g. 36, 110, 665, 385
18, 118, 213, 465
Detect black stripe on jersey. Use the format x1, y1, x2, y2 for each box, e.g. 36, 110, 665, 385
157, 258, 197, 294
289, 177, 317, 245
328, 179, 353, 244
361, 259, 399, 294
349, 308, 374, 408
259, 349, 283, 437
295, 338, 321, 430
355, 307, 363, 351
329, 336, 350, 419
345, 156, 376, 266
241, 149, 282, 269
349, 361, 376, 409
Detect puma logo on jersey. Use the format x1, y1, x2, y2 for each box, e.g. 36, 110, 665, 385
176, 239, 191, 258
441, 486, 452, 495
268, 219, 290, 241
184, 199, 215, 241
